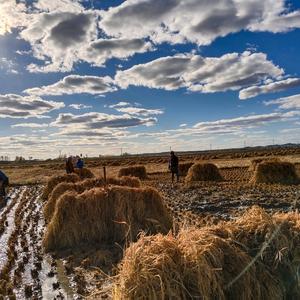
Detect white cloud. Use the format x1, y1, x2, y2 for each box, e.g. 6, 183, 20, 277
114, 107, 164, 117
239, 78, 300, 99
0, 57, 18, 74
100, 0, 300, 45
11, 123, 49, 128
0, 94, 65, 119
115, 51, 283, 94
82, 38, 154, 67
109, 102, 131, 108
264, 94, 300, 110
51, 112, 158, 129
69, 104, 92, 110
25, 75, 117, 96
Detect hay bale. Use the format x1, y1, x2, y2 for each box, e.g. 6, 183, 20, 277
114, 207, 298, 299
41, 174, 80, 201
249, 157, 281, 171
118, 165, 147, 179
114, 228, 282, 299
250, 161, 299, 185
74, 168, 95, 179
43, 186, 171, 251
178, 162, 194, 176
44, 176, 141, 222
185, 163, 222, 183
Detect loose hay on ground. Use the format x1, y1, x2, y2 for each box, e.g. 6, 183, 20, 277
44, 176, 141, 222
118, 166, 147, 179
43, 186, 171, 251
41, 174, 80, 201
250, 161, 299, 185
114, 206, 300, 299
185, 163, 222, 183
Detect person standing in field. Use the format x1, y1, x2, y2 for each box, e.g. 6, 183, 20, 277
169, 151, 179, 183
0, 170, 9, 198
66, 156, 75, 174
76, 156, 84, 178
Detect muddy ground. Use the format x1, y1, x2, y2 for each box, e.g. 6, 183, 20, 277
0, 163, 300, 299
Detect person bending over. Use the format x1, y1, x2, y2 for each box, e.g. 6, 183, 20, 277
0, 170, 9, 198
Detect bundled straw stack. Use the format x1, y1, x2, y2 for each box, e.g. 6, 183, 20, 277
41, 174, 80, 201
44, 176, 141, 222
178, 162, 194, 176
250, 161, 299, 185
114, 206, 300, 299
118, 166, 147, 180
43, 186, 172, 251
185, 163, 222, 183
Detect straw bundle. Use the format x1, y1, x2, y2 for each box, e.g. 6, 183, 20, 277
115, 206, 300, 299
44, 176, 141, 222
43, 186, 171, 251
185, 163, 222, 183
41, 174, 80, 201
74, 168, 95, 179
178, 162, 194, 176
248, 157, 281, 171
250, 161, 299, 184
118, 166, 147, 180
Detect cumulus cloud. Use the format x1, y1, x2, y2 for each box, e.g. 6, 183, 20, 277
100, 0, 300, 45
25, 75, 117, 96
0, 58, 18, 74
264, 94, 300, 110
0, 94, 65, 118
239, 78, 300, 99
115, 51, 283, 93
82, 38, 154, 66
51, 112, 157, 129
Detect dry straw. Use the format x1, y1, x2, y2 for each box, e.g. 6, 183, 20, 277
185, 163, 222, 183
114, 206, 300, 299
44, 176, 141, 222
74, 168, 95, 179
178, 162, 194, 176
118, 166, 147, 180
43, 186, 171, 251
248, 157, 281, 172
41, 173, 80, 201
250, 161, 299, 185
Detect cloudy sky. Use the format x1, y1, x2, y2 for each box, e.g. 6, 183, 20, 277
1, 0, 300, 159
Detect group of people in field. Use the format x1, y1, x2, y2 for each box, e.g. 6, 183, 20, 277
65, 155, 84, 175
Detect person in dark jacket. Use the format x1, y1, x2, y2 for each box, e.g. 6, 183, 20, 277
169, 151, 179, 183
0, 170, 9, 197
76, 156, 84, 177
66, 156, 74, 174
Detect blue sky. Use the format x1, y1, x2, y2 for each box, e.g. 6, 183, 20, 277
0, 0, 300, 159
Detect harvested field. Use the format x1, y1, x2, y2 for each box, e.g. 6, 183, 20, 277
0, 147, 300, 299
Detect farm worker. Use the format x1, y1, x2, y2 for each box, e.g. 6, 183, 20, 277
66, 156, 74, 174
0, 170, 9, 197
76, 156, 84, 177
169, 151, 179, 183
